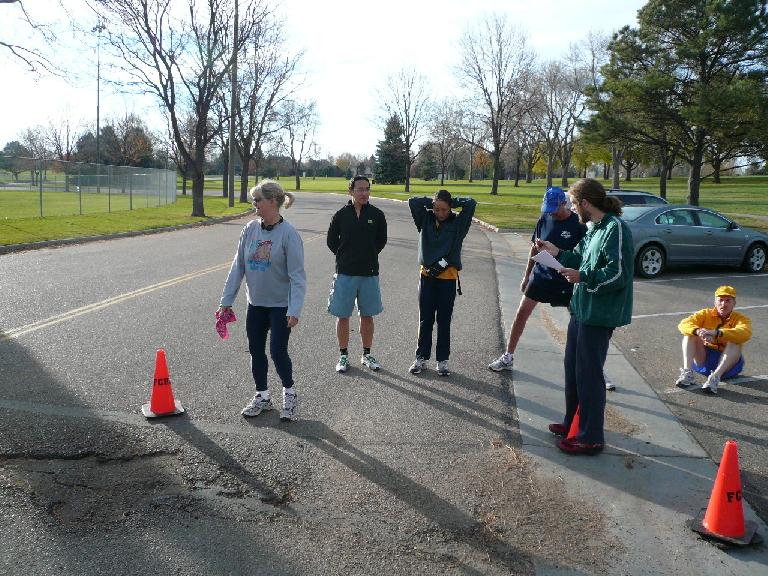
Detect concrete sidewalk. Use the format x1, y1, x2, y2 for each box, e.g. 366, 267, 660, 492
489, 230, 768, 575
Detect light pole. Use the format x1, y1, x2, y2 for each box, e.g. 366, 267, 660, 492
92, 21, 106, 194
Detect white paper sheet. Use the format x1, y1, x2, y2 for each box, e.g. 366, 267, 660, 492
531, 250, 563, 271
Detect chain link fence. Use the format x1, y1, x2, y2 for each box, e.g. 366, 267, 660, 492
0, 156, 177, 218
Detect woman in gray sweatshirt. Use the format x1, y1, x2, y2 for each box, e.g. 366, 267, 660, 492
218, 180, 306, 421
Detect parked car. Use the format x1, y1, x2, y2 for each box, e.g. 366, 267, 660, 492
608, 189, 669, 206
621, 205, 768, 278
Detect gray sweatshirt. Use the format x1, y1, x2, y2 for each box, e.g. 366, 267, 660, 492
219, 219, 306, 318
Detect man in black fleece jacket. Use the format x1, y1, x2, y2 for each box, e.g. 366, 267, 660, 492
326, 176, 387, 373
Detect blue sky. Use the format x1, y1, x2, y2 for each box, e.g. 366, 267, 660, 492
0, 0, 644, 158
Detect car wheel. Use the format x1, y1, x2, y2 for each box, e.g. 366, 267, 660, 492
636, 244, 665, 278
742, 243, 766, 273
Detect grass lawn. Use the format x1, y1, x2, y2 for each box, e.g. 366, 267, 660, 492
2, 175, 767, 247
0, 195, 251, 246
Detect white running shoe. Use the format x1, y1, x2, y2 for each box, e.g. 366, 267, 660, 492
488, 353, 514, 372
702, 373, 720, 395
361, 353, 381, 371
280, 391, 299, 421
437, 360, 450, 377
241, 394, 273, 417
605, 373, 616, 391
675, 367, 697, 388
409, 357, 427, 374
336, 354, 349, 373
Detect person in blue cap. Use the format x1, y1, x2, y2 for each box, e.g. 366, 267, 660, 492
489, 186, 586, 372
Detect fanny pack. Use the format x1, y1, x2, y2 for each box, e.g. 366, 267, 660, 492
425, 257, 449, 278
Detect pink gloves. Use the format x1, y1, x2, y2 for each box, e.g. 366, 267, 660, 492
215, 308, 237, 339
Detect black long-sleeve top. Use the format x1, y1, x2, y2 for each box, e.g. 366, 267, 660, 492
408, 196, 476, 270
326, 201, 387, 276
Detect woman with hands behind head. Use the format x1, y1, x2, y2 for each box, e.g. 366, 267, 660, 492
218, 179, 306, 422
407, 189, 476, 377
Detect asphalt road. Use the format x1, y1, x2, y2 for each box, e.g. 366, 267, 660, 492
610, 266, 768, 523
0, 193, 553, 576
2, 192, 766, 575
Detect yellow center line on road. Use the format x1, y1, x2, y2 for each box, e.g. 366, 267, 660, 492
1, 233, 325, 342
2, 262, 231, 342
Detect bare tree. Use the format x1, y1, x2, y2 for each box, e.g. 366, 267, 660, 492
429, 100, 461, 185
44, 116, 77, 161
0, 0, 58, 74
19, 125, 48, 184
458, 14, 535, 194
453, 107, 488, 182
279, 99, 317, 191
97, 0, 265, 217
234, 13, 302, 202
380, 68, 431, 192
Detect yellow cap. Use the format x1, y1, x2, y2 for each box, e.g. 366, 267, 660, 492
715, 285, 736, 298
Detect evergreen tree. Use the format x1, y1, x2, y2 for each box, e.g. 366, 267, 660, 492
374, 116, 407, 184
416, 143, 438, 180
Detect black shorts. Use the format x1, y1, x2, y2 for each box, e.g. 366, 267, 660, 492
525, 282, 572, 307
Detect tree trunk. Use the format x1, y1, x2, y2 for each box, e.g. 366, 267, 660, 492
688, 136, 705, 206
405, 160, 411, 192
514, 154, 521, 187
658, 161, 669, 199
222, 158, 229, 197
182, 175, 187, 195
713, 159, 722, 184
468, 144, 474, 182
545, 156, 554, 188
611, 145, 621, 189
191, 163, 206, 217
294, 161, 301, 191
490, 153, 500, 195
240, 169, 250, 203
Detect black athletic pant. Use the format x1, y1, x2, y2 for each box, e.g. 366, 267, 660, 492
563, 314, 613, 445
416, 275, 457, 362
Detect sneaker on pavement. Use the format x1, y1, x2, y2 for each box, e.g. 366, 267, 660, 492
280, 391, 299, 421
361, 353, 381, 371
241, 394, 274, 417
488, 353, 514, 372
336, 354, 349, 373
437, 360, 450, 376
605, 374, 616, 391
557, 438, 604, 455
548, 423, 568, 437
675, 367, 697, 388
409, 357, 427, 374
702, 373, 720, 395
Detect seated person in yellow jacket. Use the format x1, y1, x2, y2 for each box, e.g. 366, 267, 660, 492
675, 285, 752, 394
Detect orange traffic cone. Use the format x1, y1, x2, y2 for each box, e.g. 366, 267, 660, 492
566, 406, 580, 440
690, 440, 760, 546
141, 349, 184, 418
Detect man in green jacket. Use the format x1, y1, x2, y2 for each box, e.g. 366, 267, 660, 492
536, 178, 634, 455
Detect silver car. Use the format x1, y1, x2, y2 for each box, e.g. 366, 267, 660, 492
622, 205, 768, 278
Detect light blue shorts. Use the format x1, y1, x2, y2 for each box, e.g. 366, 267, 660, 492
327, 274, 383, 318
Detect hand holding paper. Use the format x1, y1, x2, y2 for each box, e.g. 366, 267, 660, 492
531, 250, 563, 271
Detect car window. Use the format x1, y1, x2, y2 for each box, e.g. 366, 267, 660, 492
696, 210, 731, 229
656, 210, 695, 226
644, 196, 668, 205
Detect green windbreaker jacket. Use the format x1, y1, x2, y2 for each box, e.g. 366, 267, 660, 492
559, 214, 634, 328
